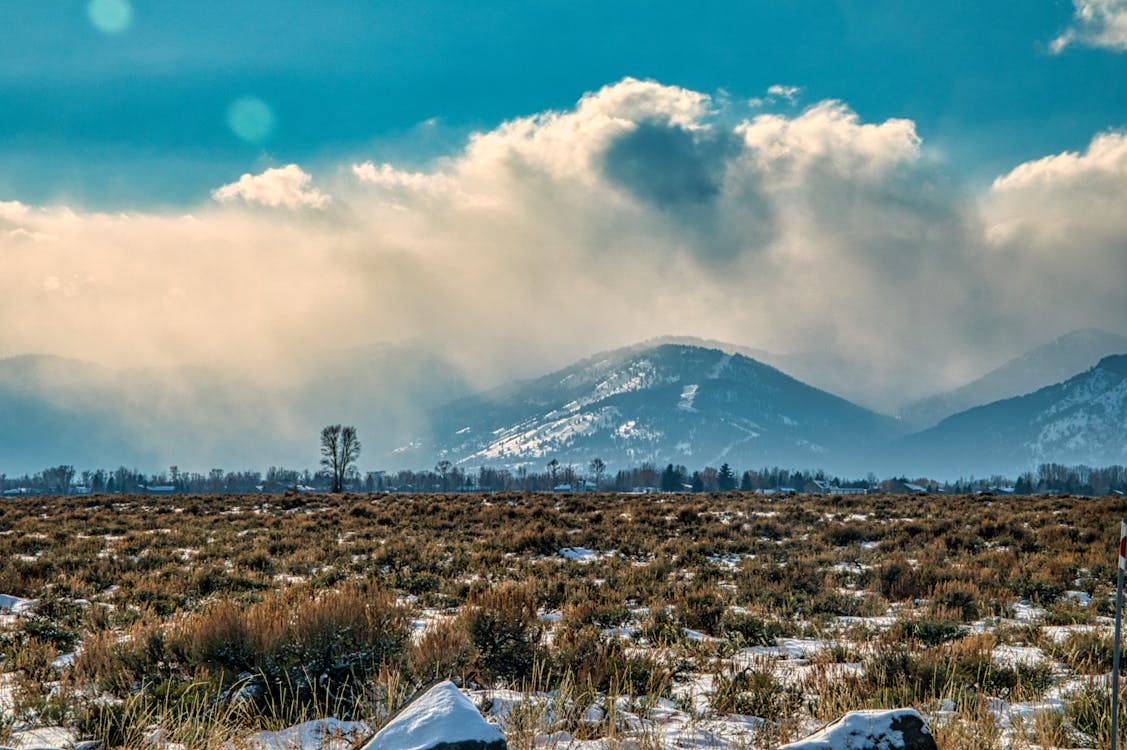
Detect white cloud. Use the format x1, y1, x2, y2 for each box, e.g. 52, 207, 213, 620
212, 164, 330, 209
3, 78, 1126, 412
983, 130, 1127, 343
766, 84, 802, 102
750, 84, 803, 108
1052, 0, 1127, 52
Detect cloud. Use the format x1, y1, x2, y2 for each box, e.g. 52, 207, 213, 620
767, 84, 802, 102
983, 130, 1127, 336
212, 164, 330, 209
1052, 0, 1127, 52
3, 77, 1126, 423
750, 84, 803, 108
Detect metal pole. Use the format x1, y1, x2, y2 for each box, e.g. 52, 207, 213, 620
1112, 518, 1125, 750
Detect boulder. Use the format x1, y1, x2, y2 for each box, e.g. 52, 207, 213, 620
360, 680, 507, 750
779, 709, 937, 750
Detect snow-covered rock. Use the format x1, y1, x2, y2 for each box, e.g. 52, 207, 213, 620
360, 680, 507, 750
779, 709, 937, 750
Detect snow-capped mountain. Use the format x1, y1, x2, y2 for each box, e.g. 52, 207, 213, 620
409, 343, 905, 472
899, 328, 1127, 429
898, 353, 1127, 477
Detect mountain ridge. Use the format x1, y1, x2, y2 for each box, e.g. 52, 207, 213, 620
899, 328, 1127, 429
896, 352, 1127, 476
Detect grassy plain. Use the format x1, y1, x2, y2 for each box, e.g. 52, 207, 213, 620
0, 490, 1123, 748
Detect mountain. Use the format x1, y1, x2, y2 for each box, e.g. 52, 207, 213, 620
897, 353, 1127, 477
900, 329, 1127, 429
406, 343, 906, 473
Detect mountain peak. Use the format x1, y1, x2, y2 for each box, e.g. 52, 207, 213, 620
410, 339, 904, 472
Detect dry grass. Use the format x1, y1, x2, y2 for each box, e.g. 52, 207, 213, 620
0, 490, 1122, 747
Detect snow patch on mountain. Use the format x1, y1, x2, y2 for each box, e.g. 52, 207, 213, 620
678, 384, 699, 412
467, 406, 622, 463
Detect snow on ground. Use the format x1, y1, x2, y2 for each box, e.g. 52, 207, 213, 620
1042, 623, 1110, 643
558, 547, 613, 563
1, 726, 78, 750
245, 718, 370, 750
1012, 601, 1047, 622
992, 644, 1049, 668
0, 595, 35, 615
1063, 590, 1092, 605
743, 638, 836, 661
836, 614, 898, 630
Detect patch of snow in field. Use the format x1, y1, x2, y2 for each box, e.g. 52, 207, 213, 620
52, 651, 77, 670
707, 554, 747, 569
2, 726, 78, 749
559, 547, 613, 563
1012, 601, 1047, 622
837, 615, 897, 630
1042, 623, 1110, 644
831, 562, 870, 574
1064, 590, 1092, 605
985, 696, 1066, 737
992, 645, 1048, 668
0, 594, 35, 615
246, 718, 370, 750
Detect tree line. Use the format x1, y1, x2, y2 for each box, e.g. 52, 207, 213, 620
3, 458, 1125, 497
1, 424, 1123, 496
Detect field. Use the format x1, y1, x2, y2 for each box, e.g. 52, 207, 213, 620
0, 490, 1124, 749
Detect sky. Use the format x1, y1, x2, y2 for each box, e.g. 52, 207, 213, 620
3, 0, 1127, 411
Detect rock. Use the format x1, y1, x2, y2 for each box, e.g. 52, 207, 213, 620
779, 709, 937, 750
359, 680, 507, 750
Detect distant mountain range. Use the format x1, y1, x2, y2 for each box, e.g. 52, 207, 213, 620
2, 331, 1125, 479
897, 354, 1127, 477
898, 329, 1127, 429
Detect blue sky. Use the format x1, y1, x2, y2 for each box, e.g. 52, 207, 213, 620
2, 1, 1125, 207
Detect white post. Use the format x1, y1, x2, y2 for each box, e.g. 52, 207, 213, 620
1112, 518, 1125, 750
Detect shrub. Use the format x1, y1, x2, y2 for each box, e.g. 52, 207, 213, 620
458, 583, 545, 685
711, 661, 803, 718
1048, 630, 1113, 674
1066, 680, 1127, 749
929, 580, 984, 622
412, 616, 475, 684
673, 588, 726, 635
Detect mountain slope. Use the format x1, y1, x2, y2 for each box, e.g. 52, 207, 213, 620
410, 343, 905, 472
900, 329, 1127, 429
898, 353, 1127, 477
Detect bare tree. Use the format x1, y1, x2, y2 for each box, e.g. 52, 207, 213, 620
321, 424, 361, 492
435, 460, 453, 491
547, 458, 560, 487
589, 457, 606, 490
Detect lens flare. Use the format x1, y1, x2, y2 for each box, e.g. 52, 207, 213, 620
87, 0, 133, 34
227, 97, 277, 145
